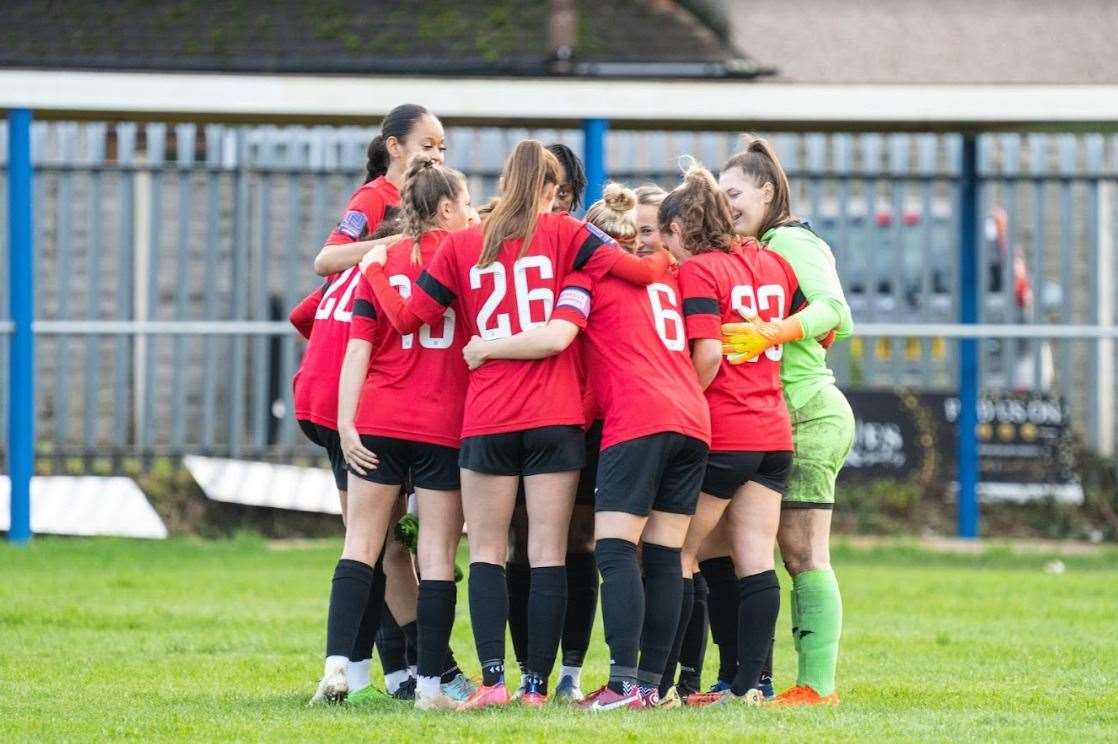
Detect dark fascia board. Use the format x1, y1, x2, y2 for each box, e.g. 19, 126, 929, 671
0, 56, 774, 80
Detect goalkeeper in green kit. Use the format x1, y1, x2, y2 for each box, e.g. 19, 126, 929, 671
717, 137, 855, 705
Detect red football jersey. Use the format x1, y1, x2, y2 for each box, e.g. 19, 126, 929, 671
406, 213, 628, 437
289, 285, 324, 340
325, 176, 400, 245
677, 240, 802, 451
573, 336, 602, 427
293, 177, 401, 428
554, 271, 711, 451
349, 231, 467, 448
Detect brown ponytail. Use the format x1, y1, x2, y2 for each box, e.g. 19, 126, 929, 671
657, 163, 736, 254
479, 140, 560, 267
476, 196, 501, 219
721, 135, 795, 239
400, 153, 465, 264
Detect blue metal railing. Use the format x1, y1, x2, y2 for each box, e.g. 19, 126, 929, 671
7, 109, 33, 544
5, 119, 1118, 542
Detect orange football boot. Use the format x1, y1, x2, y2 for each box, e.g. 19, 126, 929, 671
768, 684, 840, 706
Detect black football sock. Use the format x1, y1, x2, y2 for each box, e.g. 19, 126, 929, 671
678, 571, 709, 691
349, 557, 386, 662
417, 579, 456, 680
637, 543, 683, 690
596, 538, 642, 691
506, 560, 532, 673
376, 610, 408, 675
561, 551, 598, 668
400, 620, 419, 669
524, 565, 567, 694
659, 576, 694, 697
326, 559, 376, 659
468, 561, 508, 687
700, 556, 739, 683
731, 570, 781, 696
441, 647, 463, 683
760, 634, 774, 689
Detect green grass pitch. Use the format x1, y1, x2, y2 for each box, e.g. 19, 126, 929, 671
2, 535, 1116, 742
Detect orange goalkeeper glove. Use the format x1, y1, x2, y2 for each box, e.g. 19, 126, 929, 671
721, 310, 804, 364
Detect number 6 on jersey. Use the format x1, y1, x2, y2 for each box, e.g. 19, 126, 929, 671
647, 283, 686, 351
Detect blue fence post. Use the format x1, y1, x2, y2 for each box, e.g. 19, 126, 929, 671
957, 133, 979, 538
582, 118, 608, 208
7, 108, 34, 544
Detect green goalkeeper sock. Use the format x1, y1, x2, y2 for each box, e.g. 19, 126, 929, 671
790, 585, 801, 656
793, 568, 842, 696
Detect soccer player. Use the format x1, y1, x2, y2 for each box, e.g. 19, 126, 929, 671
461, 183, 711, 710
659, 164, 802, 707
336, 154, 475, 710
291, 217, 421, 703
632, 184, 712, 703
360, 141, 671, 709
304, 104, 447, 705
634, 185, 667, 256
717, 137, 854, 706
506, 142, 597, 703
548, 142, 588, 214
310, 104, 444, 277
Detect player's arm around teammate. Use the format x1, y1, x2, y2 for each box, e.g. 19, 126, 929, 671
505, 143, 596, 704
464, 184, 711, 710
327, 154, 475, 710
312, 105, 444, 277
363, 143, 672, 709
717, 138, 854, 705
635, 184, 713, 702
661, 166, 802, 706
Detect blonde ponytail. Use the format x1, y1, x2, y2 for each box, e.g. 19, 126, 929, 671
584, 182, 638, 249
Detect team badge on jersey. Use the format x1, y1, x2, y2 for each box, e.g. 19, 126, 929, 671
337, 210, 368, 239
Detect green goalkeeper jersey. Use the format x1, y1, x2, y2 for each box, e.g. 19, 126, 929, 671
761, 223, 853, 411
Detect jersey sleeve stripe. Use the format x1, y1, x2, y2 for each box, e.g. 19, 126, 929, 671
353, 298, 377, 319
572, 233, 606, 271
683, 297, 719, 316
790, 287, 807, 313
416, 270, 455, 307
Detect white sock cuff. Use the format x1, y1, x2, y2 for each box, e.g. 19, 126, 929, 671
324, 655, 348, 677
416, 676, 442, 698
384, 669, 410, 694
347, 659, 371, 692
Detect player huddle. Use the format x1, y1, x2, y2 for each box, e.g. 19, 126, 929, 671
292, 104, 855, 712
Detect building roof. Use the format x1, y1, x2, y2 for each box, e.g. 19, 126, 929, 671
0, 0, 768, 79
720, 0, 1118, 84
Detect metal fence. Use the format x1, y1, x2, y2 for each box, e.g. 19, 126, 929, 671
1, 122, 1116, 466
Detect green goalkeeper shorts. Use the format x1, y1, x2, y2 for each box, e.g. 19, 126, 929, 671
783, 384, 855, 508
